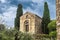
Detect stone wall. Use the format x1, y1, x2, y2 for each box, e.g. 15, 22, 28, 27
35, 15, 42, 34
20, 12, 42, 34
20, 12, 35, 34
56, 0, 60, 40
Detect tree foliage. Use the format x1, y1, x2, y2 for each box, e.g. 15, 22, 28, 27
15, 4, 23, 31
0, 27, 34, 40
48, 20, 56, 37
49, 31, 57, 37
15, 31, 33, 40
48, 20, 56, 32
0, 27, 16, 40
41, 2, 50, 34
0, 24, 5, 31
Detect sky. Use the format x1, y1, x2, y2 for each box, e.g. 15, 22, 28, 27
0, 0, 56, 27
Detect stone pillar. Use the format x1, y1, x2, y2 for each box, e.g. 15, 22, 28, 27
56, 0, 60, 40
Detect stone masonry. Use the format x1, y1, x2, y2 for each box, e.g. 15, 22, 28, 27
20, 12, 42, 34
56, 0, 60, 40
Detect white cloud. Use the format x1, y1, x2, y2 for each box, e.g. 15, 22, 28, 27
0, 0, 56, 27
2, 6, 17, 27
18, 0, 31, 2
18, 0, 44, 4
32, 0, 44, 4
23, 0, 44, 18
0, 14, 4, 24
23, 6, 42, 18
23, 7, 38, 14
3, 6, 17, 18
0, 0, 7, 3
47, 1, 56, 20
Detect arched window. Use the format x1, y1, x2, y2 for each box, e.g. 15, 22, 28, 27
24, 20, 29, 32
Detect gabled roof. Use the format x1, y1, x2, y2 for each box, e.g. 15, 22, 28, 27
20, 12, 42, 19
24, 12, 35, 16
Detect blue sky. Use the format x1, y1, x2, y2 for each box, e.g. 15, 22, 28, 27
0, 0, 56, 27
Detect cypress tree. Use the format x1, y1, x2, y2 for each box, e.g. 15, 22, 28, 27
41, 2, 50, 34
15, 4, 23, 31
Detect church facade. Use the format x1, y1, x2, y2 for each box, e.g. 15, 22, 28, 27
20, 12, 42, 34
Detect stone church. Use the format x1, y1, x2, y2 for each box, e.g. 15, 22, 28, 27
20, 12, 42, 34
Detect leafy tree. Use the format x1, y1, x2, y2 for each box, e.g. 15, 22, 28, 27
15, 4, 23, 31
48, 20, 56, 37
0, 26, 34, 40
0, 27, 17, 40
48, 20, 56, 32
14, 4, 23, 40
41, 2, 50, 34
6, 30, 16, 40
49, 31, 56, 37
15, 31, 34, 40
0, 24, 5, 31
0, 24, 6, 40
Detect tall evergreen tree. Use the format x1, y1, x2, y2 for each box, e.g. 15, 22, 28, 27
15, 4, 23, 31
41, 2, 50, 34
